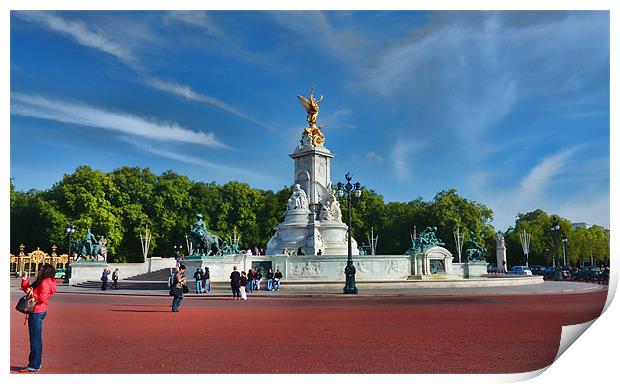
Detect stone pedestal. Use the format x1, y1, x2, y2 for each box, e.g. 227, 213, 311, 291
497, 244, 507, 273
266, 137, 357, 256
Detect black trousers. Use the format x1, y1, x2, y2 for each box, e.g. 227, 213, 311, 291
231, 283, 241, 298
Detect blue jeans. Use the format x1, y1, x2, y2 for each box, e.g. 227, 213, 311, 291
28, 312, 47, 369
204, 279, 210, 293
267, 279, 273, 290
274, 279, 281, 290
195, 280, 203, 293
172, 292, 184, 311
247, 279, 253, 292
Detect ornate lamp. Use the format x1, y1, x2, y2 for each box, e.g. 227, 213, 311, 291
64, 224, 76, 284
336, 173, 362, 294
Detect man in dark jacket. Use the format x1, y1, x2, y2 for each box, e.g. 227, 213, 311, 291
266, 268, 275, 291
274, 268, 283, 291
230, 266, 241, 300
112, 268, 119, 289
193, 268, 204, 293
100, 269, 110, 291
247, 269, 254, 293
202, 267, 210, 293
255, 269, 262, 290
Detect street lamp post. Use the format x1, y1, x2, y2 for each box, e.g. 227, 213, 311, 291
336, 172, 362, 295
551, 220, 560, 268
561, 234, 568, 268
64, 224, 76, 284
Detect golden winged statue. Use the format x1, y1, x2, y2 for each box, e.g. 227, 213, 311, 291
297, 87, 325, 146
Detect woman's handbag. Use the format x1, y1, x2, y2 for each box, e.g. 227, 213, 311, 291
15, 293, 36, 314
182, 284, 189, 294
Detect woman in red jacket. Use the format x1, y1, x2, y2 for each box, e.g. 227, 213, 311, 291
20, 263, 57, 372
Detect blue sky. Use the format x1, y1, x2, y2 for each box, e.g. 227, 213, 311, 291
10, 10, 610, 231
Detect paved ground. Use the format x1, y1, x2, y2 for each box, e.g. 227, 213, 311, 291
10, 280, 608, 374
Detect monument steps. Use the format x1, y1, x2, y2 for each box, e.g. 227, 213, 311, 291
124, 268, 174, 281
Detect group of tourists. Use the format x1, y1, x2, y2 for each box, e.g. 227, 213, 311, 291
229, 266, 283, 300
243, 246, 265, 256
100, 268, 119, 290
192, 266, 211, 293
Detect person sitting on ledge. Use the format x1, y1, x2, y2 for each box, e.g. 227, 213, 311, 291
317, 249, 322, 255
297, 247, 305, 256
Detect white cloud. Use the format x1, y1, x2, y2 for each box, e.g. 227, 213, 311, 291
145, 78, 274, 131
519, 147, 579, 197
390, 139, 430, 182
15, 11, 271, 130
14, 11, 136, 66
366, 151, 385, 163
11, 93, 228, 148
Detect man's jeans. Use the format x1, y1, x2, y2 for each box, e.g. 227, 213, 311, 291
28, 312, 47, 369
195, 280, 203, 293
203, 279, 210, 293
267, 279, 273, 291
172, 292, 184, 311
274, 279, 281, 290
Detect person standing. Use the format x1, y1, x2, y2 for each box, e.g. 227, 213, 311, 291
240, 271, 248, 301
266, 268, 274, 291
193, 268, 204, 294
274, 268, 283, 291
247, 269, 254, 293
171, 265, 187, 312
112, 268, 119, 290
255, 269, 262, 291
19, 264, 57, 372
100, 268, 110, 291
203, 267, 210, 293
230, 266, 241, 300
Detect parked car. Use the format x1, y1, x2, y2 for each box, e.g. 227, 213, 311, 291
54, 268, 66, 279
559, 267, 572, 280
572, 267, 602, 281
510, 266, 533, 276
487, 263, 498, 274
529, 265, 545, 276
542, 267, 556, 279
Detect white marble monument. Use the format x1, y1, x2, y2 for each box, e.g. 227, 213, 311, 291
266, 88, 358, 256
496, 233, 507, 273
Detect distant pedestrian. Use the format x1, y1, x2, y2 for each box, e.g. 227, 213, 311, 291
112, 268, 119, 290
274, 268, 283, 291
317, 249, 322, 255
240, 271, 248, 300
170, 265, 187, 312
100, 268, 110, 291
168, 268, 176, 288
203, 267, 210, 293
247, 269, 254, 293
193, 268, 204, 294
255, 269, 262, 290
19, 265, 57, 372
266, 268, 275, 291
230, 266, 241, 300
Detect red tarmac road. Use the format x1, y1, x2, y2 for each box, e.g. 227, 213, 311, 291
10, 289, 607, 374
